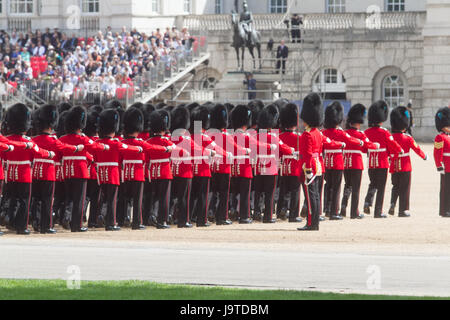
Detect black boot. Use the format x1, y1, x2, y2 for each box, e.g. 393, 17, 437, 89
388, 204, 395, 216
297, 225, 319, 231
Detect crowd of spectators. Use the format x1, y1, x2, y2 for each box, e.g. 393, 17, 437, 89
0, 25, 194, 103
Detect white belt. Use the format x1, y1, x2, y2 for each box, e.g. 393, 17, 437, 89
97, 162, 119, 167
444, 153, 450, 157
257, 154, 276, 159
55, 162, 61, 166
7, 160, 31, 165
399, 153, 410, 158
233, 155, 250, 160
34, 159, 55, 164
150, 159, 171, 164
172, 157, 192, 161
324, 150, 342, 154
123, 160, 143, 165
343, 150, 363, 155
192, 156, 209, 161
283, 155, 297, 160
63, 156, 87, 161
368, 149, 387, 153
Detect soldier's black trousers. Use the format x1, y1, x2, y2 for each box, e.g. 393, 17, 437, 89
304, 177, 321, 228
190, 177, 210, 225
440, 173, 450, 216
86, 179, 100, 226
254, 175, 278, 221
7, 182, 31, 232
390, 172, 411, 214
211, 173, 231, 222
231, 177, 252, 220
142, 181, 154, 225
99, 184, 118, 228
172, 177, 192, 227
53, 181, 65, 224
65, 179, 87, 232
279, 176, 301, 219
117, 181, 144, 227
324, 169, 343, 216
31, 180, 55, 232
364, 168, 388, 216
150, 179, 171, 224
341, 169, 363, 218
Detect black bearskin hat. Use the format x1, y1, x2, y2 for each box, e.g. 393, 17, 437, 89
163, 105, 175, 113
436, 107, 450, 132
65, 106, 87, 133
186, 102, 200, 114
301, 93, 323, 128
192, 105, 211, 131
368, 100, 389, 126
35, 104, 59, 132
155, 102, 167, 109
123, 107, 144, 135
210, 104, 228, 130
274, 98, 289, 110
57, 102, 72, 114
347, 104, 366, 126
83, 109, 101, 137
280, 103, 299, 130
231, 104, 252, 130
150, 110, 170, 134
98, 109, 120, 137
142, 104, 155, 132
324, 101, 344, 129
171, 105, 190, 131
248, 100, 264, 127
390, 106, 411, 132
56, 111, 69, 138
5, 103, 32, 135
104, 99, 123, 110
258, 104, 279, 130
89, 104, 103, 115
0, 102, 4, 123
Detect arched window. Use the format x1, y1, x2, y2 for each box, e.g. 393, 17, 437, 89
313, 68, 346, 100
382, 75, 404, 109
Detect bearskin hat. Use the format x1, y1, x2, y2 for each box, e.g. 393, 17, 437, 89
324, 101, 344, 129
123, 107, 144, 135
210, 104, 228, 130
186, 102, 200, 114
5, 103, 32, 135
300, 93, 323, 128
390, 106, 411, 132
346, 104, 366, 126
83, 109, 101, 137
274, 98, 289, 110
150, 110, 171, 134
98, 109, 120, 137
368, 100, 389, 126
57, 102, 72, 114
258, 104, 279, 130
171, 105, 190, 131
436, 107, 450, 132
56, 111, 69, 138
155, 102, 167, 109
89, 104, 103, 115
231, 104, 252, 130
104, 99, 123, 111
34, 104, 59, 132
192, 105, 211, 131
248, 100, 264, 127
65, 106, 87, 133
0, 102, 4, 123
280, 103, 299, 130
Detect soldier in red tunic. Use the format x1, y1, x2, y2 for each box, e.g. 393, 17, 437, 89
297, 93, 326, 231
254, 104, 294, 223
388, 106, 427, 217
31, 104, 84, 234
278, 103, 303, 223
59, 106, 110, 232
322, 102, 364, 220
433, 107, 450, 217
363, 101, 403, 218
94, 109, 144, 231
3, 103, 55, 235
340, 104, 379, 219
118, 107, 170, 230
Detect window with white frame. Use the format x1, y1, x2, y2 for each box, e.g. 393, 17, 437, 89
82, 0, 99, 13
9, 0, 33, 14
215, 0, 222, 14
151, 0, 160, 13
269, 0, 287, 14
326, 0, 346, 13
183, 0, 191, 13
383, 75, 405, 109
313, 68, 347, 99
386, 0, 405, 12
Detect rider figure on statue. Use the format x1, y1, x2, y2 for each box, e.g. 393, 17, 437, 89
239, 0, 254, 43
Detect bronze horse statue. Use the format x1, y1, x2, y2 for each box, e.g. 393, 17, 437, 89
231, 12, 262, 71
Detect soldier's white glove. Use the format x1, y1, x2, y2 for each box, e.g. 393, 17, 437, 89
245, 148, 251, 155
209, 149, 217, 158
374, 143, 380, 149
76, 144, 84, 152
293, 151, 299, 160
7, 145, 14, 152
165, 145, 173, 153
424, 154, 428, 161
25, 142, 33, 149
104, 144, 110, 151
438, 167, 445, 175
48, 151, 55, 159
305, 170, 313, 180
270, 144, 277, 151
341, 142, 346, 149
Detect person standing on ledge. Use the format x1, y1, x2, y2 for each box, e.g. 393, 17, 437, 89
276, 40, 289, 75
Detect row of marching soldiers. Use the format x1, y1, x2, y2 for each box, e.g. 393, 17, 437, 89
0, 92, 449, 235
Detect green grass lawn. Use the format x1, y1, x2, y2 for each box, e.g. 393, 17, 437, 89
0, 279, 444, 300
